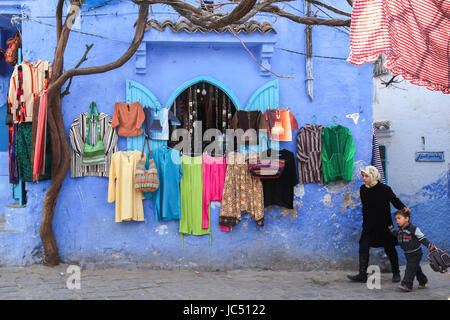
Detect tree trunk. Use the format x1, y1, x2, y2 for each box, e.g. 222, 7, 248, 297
39, 89, 70, 266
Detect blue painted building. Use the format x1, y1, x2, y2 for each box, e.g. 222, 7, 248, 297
0, 0, 445, 269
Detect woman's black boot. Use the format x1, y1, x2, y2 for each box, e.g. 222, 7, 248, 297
347, 253, 369, 282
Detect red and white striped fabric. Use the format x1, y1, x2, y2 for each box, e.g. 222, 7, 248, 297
348, 0, 450, 94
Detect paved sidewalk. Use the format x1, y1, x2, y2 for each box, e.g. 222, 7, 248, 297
0, 263, 448, 300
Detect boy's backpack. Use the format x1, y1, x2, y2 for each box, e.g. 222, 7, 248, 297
428, 247, 450, 273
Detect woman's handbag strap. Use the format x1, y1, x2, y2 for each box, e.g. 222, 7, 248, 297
141, 136, 152, 159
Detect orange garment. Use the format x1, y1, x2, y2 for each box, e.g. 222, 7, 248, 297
112, 102, 145, 137
264, 109, 299, 141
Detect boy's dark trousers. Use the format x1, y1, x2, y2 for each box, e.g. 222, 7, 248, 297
402, 248, 428, 289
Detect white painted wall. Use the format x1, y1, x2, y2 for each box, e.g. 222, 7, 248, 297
373, 74, 450, 196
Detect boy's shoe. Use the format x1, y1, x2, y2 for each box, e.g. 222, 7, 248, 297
398, 284, 412, 292
392, 272, 401, 283
418, 279, 428, 289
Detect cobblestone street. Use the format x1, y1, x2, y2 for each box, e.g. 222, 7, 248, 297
0, 263, 448, 300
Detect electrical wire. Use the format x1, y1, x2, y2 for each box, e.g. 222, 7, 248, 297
276, 46, 348, 61
25, 17, 131, 44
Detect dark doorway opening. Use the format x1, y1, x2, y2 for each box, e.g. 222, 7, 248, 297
168, 81, 237, 155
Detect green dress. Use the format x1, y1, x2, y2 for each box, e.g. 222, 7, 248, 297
179, 155, 210, 246
321, 125, 355, 183
16, 122, 52, 182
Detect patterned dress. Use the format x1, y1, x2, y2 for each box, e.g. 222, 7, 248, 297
219, 152, 264, 227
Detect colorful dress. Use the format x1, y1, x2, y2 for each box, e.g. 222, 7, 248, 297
219, 152, 264, 227
108, 150, 145, 222
179, 155, 210, 238
202, 154, 227, 230
152, 146, 183, 221
15, 122, 51, 182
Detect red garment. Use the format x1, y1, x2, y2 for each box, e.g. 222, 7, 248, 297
348, 0, 450, 94
33, 91, 47, 181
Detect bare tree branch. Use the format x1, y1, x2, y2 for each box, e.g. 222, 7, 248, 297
305, 0, 351, 17
262, 4, 351, 26
346, 0, 354, 7
53, 1, 86, 78
230, 28, 293, 79
56, 0, 64, 40
48, 3, 149, 94
134, 0, 351, 28
61, 43, 94, 98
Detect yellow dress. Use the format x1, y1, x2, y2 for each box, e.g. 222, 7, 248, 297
108, 150, 145, 222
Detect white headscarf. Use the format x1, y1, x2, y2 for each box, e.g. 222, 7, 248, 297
361, 166, 381, 188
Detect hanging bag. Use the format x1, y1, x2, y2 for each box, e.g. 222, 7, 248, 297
134, 137, 159, 192
5, 31, 21, 66
82, 102, 106, 166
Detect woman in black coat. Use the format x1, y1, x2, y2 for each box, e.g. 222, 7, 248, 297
347, 166, 411, 283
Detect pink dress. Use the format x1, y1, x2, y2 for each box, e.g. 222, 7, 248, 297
202, 154, 229, 231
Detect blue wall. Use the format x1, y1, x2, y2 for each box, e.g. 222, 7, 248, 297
3, 0, 445, 270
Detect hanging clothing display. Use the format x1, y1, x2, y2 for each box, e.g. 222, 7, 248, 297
31, 71, 50, 182
371, 130, 386, 184
7, 60, 52, 123
296, 124, 324, 184
112, 102, 145, 137
231, 110, 268, 144
262, 149, 298, 209
69, 111, 118, 178
202, 154, 227, 230
151, 146, 183, 221
15, 122, 51, 182
348, 0, 450, 94
264, 109, 299, 142
321, 125, 356, 183
108, 150, 145, 222
9, 124, 19, 184
179, 155, 210, 237
143, 106, 180, 140
219, 152, 264, 227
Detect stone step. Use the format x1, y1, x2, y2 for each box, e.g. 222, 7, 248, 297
3, 204, 34, 232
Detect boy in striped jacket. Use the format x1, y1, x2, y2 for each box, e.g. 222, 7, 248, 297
389, 210, 435, 292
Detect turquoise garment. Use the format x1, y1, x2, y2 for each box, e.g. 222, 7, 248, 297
151, 146, 183, 221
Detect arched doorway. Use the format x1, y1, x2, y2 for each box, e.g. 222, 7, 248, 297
168, 81, 238, 155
